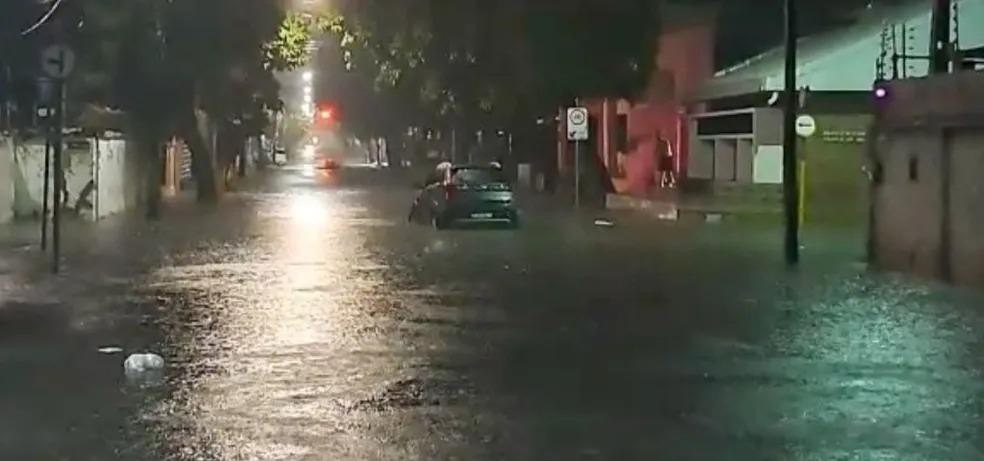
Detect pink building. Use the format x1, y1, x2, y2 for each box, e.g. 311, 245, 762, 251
557, 6, 717, 197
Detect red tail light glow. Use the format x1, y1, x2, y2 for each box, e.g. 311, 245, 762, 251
443, 182, 468, 198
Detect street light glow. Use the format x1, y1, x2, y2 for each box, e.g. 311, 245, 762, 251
302, 71, 313, 82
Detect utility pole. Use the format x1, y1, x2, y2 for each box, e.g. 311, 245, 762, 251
41, 115, 51, 249
929, 0, 952, 74
782, 0, 800, 265
51, 78, 63, 273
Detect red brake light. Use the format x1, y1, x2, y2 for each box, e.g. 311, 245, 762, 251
443, 182, 471, 197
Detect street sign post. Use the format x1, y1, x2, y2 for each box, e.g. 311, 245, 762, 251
567, 107, 588, 208
566, 107, 588, 141
40, 46, 75, 79
795, 114, 816, 138
39, 45, 73, 273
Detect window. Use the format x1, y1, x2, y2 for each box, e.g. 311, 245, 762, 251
872, 160, 884, 185
696, 113, 754, 136
908, 156, 918, 181
450, 167, 504, 185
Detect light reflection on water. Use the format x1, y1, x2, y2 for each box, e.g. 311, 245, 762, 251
144, 190, 405, 459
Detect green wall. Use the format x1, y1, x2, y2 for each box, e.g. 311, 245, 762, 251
801, 114, 870, 229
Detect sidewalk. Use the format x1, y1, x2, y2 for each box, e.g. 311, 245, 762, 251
606, 188, 783, 224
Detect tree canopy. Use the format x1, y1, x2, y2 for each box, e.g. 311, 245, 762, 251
318, 0, 661, 138
67, 0, 319, 203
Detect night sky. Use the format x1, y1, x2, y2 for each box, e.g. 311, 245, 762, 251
713, 0, 913, 66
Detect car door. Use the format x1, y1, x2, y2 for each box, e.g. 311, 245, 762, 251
413, 169, 445, 220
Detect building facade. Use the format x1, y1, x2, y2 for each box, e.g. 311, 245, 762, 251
870, 70, 984, 285
556, 5, 717, 198
683, 0, 983, 227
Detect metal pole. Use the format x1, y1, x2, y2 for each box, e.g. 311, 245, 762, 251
574, 140, 581, 208
782, 0, 800, 265
450, 128, 457, 163
51, 79, 64, 273
41, 122, 52, 250
573, 98, 581, 208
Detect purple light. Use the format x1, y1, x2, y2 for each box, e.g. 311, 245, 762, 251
874, 87, 888, 98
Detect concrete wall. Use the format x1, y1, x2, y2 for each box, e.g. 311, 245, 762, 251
872, 71, 984, 284
0, 138, 13, 223
12, 138, 95, 219
1, 135, 136, 222
93, 138, 130, 218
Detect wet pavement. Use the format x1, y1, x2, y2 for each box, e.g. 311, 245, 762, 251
2, 165, 984, 460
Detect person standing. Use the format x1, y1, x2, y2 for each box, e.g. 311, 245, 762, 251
655, 135, 676, 188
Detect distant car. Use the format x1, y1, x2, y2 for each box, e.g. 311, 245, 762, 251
273, 147, 287, 165
316, 156, 339, 170
409, 164, 518, 229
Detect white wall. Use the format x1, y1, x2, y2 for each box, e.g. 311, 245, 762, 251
94, 138, 128, 219
6, 135, 136, 221
12, 138, 94, 219
0, 138, 13, 223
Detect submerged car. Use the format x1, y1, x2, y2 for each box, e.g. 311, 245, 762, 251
409, 164, 518, 229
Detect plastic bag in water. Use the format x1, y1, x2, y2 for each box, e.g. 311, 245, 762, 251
124, 353, 165, 374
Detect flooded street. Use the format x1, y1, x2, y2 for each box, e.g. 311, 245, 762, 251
2, 166, 984, 460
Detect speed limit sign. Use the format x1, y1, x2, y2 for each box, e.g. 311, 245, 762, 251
567, 107, 588, 141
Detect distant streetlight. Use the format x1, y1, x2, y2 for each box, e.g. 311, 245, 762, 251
302, 71, 313, 82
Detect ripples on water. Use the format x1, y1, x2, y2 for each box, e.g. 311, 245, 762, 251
4, 173, 984, 459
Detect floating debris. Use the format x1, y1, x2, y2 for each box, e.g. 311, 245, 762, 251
124, 353, 165, 374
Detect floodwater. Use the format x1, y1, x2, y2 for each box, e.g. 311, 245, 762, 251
1, 166, 983, 460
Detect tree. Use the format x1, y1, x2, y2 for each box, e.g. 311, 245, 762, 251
71, 0, 316, 214
318, 0, 661, 157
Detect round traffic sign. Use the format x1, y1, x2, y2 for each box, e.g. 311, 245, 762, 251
40, 45, 75, 79
795, 114, 816, 138
568, 108, 587, 125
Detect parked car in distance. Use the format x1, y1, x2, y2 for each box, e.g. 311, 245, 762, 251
273, 146, 288, 165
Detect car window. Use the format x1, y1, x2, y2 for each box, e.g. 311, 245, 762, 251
450, 168, 504, 185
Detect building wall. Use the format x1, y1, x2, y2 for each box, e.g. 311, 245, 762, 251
93, 138, 130, 219
563, 16, 717, 197
948, 129, 984, 283
1, 136, 137, 222
802, 114, 871, 227
12, 139, 95, 219
0, 138, 13, 223
871, 71, 984, 284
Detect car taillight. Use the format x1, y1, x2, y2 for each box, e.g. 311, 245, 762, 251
443, 183, 467, 198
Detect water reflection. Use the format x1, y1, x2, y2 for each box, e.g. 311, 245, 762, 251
146, 190, 401, 459
693, 275, 984, 459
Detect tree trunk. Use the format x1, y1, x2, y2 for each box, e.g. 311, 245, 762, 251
384, 129, 403, 169
132, 123, 164, 219
237, 137, 249, 177
145, 142, 163, 219
178, 112, 218, 203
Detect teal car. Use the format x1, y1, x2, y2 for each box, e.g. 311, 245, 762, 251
409, 165, 519, 229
